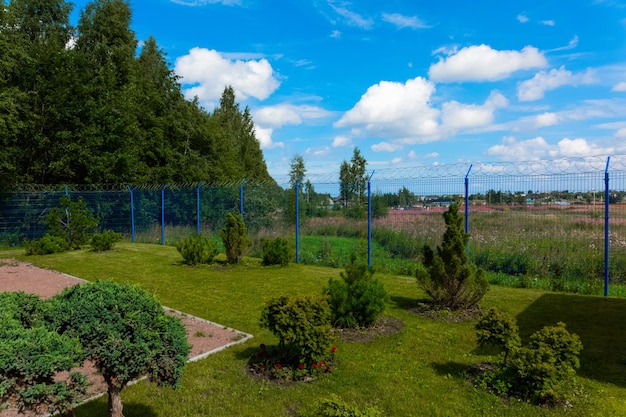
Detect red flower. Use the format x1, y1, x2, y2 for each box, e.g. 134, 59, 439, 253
258, 365, 264, 370
331, 346, 337, 353
326, 365, 331, 372
299, 363, 305, 370
313, 362, 319, 369
320, 361, 325, 367
275, 363, 282, 369
258, 351, 267, 358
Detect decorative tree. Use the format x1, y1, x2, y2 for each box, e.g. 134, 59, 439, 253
324, 253, 388, 328
46, 196, 99, 250
46, 281, 190, 417
416, 202, 488, 310
220, 211, 251, 264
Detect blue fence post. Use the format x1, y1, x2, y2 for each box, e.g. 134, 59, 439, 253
126, 185, 136, 243
295, 178, 301, 264
161, 184, 169, 245
465, 164, 473, 255
196, 182, 204, 235
367, 170, 375, 270
239, 179, 247, 217
604, 157, 611, 297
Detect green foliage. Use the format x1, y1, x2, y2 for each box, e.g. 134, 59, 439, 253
475, 307, 521, 364
176, 234, 218, 265
509, 322, 583, 404
0, 292, 87, 416
299, 394, 382, 417
46, 196, 99, 250
259, 294, 333, 365
324, 253, 388, 328
90, 230, 122, 252
24, 234, 70, 255
46, 281, 190, 417
261, 237, 290, 266
220, 211, 251, 264
475, 312, 583, 406
416, 202, 488, 310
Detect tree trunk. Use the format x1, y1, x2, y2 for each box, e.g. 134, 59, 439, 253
108, 384, 124, 417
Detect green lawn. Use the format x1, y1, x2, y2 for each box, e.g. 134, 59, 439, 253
2, 243, 626, 417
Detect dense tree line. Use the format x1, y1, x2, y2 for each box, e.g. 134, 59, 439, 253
0, 0, 273, 187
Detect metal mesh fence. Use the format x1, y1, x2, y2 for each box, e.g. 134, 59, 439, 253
1, 155, 625, 295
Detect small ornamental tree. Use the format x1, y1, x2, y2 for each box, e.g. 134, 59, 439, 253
260, 295, 333, 366
220, 211, 251, 264
0, 292, 87, 417
46, 281, 190, 417
176, 234, 218, 265
46, 196, 99, 250
324, 253, 388, 328
416, 202, 488, 310
261, 237, 290, 266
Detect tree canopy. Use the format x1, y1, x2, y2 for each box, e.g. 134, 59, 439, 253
0, 0, 273, 187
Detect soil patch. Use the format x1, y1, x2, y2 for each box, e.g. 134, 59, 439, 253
0, 258, 252, 417
408, 302, 481, 322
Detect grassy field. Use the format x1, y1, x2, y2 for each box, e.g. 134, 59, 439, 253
2, 243, 626, 416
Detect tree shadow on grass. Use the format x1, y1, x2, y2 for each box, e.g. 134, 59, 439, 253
389, 295, 424, 310
431, 361, 470, 379
77, 401, 157, 417
515, 293, 626, 387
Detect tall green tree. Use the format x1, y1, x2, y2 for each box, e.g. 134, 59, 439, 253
0, 0, 76, 184
339, 147, 368, 218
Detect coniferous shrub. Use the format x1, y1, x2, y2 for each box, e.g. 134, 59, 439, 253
0, 292, 87, 416
509, 322, 583, 404
176, 234, 218, 265
46, 196, 99, 250
24, 234, 70, 255
90, 230, 122, 252
475, 307, 521, 364
220, 212, 251, 264
261, 237, 290, 266
416, 202, 488, 310
474, 310, 583, 406
259, 294, 333, 365
324, 253, 388, 328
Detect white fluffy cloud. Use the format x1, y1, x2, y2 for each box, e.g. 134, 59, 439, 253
334, 77, 440, 140
517, 66, 596, 101
382, 13, 429, 29
550, 138, 613, 157
612, 82, 626, 92
253, 104, 332, 128
429, 44, 548, 82
486, 136, 613, 160
335, 77, 508, 151
534, 112, 559, 128
332, 135, 352, 147
253, 127, 284, 149
175, 48, 280, 105
441, 91, 508, 131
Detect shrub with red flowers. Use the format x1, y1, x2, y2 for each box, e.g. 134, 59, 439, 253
251, 295, 337, 382
249, 343, 337, 382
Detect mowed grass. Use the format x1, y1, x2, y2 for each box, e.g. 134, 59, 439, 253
3, 242, 626, 417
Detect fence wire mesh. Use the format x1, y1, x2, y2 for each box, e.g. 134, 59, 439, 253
1, 155, 625, 296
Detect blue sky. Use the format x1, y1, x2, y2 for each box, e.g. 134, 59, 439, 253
70, 0, 626, 179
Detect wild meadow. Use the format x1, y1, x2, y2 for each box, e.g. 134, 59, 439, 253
295, 203, 626, 297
